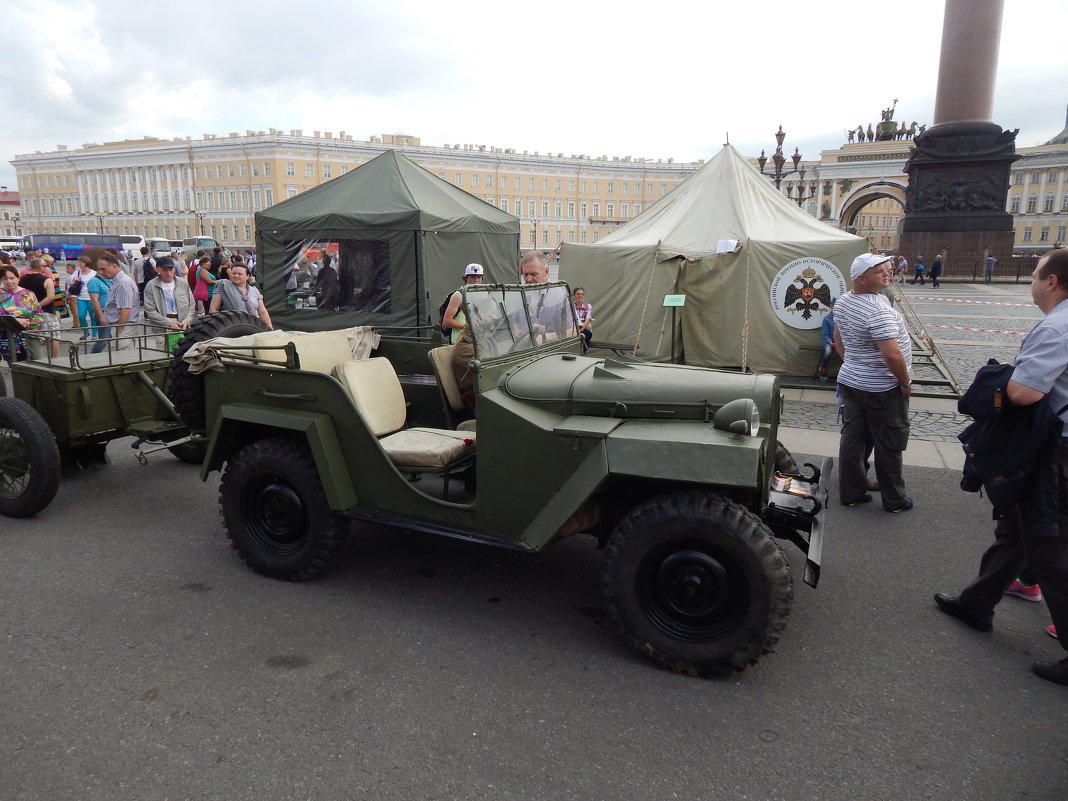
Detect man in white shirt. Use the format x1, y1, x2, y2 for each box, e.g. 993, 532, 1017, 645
834, 253, 914, 513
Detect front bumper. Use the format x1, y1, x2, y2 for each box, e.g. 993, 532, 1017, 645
764, 456, 833, 588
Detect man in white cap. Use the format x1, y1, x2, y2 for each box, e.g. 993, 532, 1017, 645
833, 252, 914, 512
442, 263, 485, 410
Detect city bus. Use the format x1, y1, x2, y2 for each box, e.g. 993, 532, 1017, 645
19, 233, 124, 260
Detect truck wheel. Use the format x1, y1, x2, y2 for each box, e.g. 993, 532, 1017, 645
602, 492, 791, 677
219, 437, 346, 581
0, 397, 61, 518
167, 311, 269, 432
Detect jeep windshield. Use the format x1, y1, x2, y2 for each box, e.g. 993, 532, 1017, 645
464, 283, 578, 358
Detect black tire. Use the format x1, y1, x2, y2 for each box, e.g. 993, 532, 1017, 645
167, 311, 269, 432
0, 397, 61, 518
0, 368, 7, 397
602, 492, 791, 678
169, 441, 207, 465
219, 438, 347, 581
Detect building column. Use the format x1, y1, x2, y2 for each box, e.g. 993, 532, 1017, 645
932, 0, 1004, 125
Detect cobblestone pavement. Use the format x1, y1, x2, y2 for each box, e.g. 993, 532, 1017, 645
784, 280, 1041, 442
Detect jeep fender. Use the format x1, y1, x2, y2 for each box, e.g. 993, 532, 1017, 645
200, 402, 358, 510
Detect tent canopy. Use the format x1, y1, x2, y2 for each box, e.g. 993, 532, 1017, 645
258, 149, 520, 333
559, 144, 868, 374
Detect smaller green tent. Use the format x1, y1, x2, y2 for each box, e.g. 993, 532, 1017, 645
257, 149, 520, 333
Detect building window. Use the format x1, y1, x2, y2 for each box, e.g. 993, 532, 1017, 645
286, 162, 295, 177
593, 202, 601, 216
253, 189, 261, 209
555, 180, 561, 191
216, 166, 223, 179
287, 187, 297, 199
455, 173, 463, 186
540, 179, 547, 190
554, 201, 562, 217
1023, 228, 1032, 242
660, 184, 667, 195
593, 182, 600, 193
1063, 195, 1068, 211
470, 174, 479, 187
528, 178, 535, 190
184, 190, 191, 208
241, 190, 248, 209
1049, 170, 1058, 183
227, 165, 235, 178
607, 182, 614, 194
251, 163, 259, 177
340, 166, 349, 175
1040, 227, 1049, 241
1045, 195, 1055, 212
567, 202, 575, 218
500, 199, 509, 213
529, 230, 536, 244
580, 202, 588, 218
1058, 226, 1067, 241
580, 181, 587, 193
222, 225, 229, 241
621, 202, 629, 217
229, 190, 237, 209
542, 230, 548, 245
634, 203, 641, 215
323, 165, 332, 179
239, 164, 246, 177
1027, 195, 1038, 213
607, 203, 614, 217
486, 175, 493, 188
555, 230, 562, 244
265, 189, 273, 205
541, 201, 549, 216
305, 164, 314, 178
514, 177, 522, 190
568, 180, 575, 192
245, 225, 251, 241
528, 200, 535, 217
263, 162, 271, 176
581, 230, 587, 244
568, 230, 575, 243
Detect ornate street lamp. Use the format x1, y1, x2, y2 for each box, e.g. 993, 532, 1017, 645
95, 213, 105, 234
195, 211, 206, 236
757, 125, 812, 206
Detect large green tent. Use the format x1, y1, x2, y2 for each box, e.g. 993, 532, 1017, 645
257, 149, 520, 333
559, 144, 869, 375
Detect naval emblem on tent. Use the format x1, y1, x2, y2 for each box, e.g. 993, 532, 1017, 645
769, 258, 847, 330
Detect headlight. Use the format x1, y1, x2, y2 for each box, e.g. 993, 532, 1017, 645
712, 398, 760, 436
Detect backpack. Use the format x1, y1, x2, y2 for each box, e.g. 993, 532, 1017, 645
439, 289, 460, 339
142, 257, 157, 283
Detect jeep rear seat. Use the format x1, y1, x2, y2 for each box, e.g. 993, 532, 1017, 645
332, 357, 476, 474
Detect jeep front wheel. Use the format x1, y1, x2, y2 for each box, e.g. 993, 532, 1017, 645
0, 398, 61, 518
219, 438, 347, 581
601, 492, 791, 677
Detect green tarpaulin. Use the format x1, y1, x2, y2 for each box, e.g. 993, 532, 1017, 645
256, 149, 520, 334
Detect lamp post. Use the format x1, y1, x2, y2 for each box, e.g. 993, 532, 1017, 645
757, 125, 812, 206
532, 219, 540, 248
95, 213, 105, 235
195, 211, 206, 236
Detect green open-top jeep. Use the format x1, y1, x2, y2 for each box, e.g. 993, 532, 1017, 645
183, 282, 829, 677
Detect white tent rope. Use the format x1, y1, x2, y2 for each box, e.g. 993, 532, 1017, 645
740, 239, 752, 372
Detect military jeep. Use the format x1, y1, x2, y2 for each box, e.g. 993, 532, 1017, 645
185, 282, 829, 677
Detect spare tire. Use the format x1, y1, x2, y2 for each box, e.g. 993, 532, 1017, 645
167, 311, 270, 432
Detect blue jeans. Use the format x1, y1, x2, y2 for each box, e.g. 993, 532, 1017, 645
90, 326, 113, 353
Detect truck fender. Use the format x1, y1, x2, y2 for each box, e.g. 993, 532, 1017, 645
200, 403, 358, 510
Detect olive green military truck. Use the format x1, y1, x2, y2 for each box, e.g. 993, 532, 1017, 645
175, 282, 830, 677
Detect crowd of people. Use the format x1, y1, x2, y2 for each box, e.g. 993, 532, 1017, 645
0, 245, 269, 364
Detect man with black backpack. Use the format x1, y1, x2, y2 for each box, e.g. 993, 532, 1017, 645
133, 246, 156, 302
935, 248, 1068, 686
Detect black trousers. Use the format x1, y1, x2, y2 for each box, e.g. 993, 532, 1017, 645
838, 383, 910, 508
959, 438, 1068, 652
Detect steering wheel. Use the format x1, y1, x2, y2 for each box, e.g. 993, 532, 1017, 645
508, 329, 535, 353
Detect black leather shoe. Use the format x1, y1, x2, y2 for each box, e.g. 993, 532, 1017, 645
933, 593, 993, 632
1032, 657, 1068, 686
841, 493, 873, 507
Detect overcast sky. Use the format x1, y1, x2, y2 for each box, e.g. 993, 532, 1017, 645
3, 0, 1066, 191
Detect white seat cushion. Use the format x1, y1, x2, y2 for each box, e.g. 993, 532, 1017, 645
380, 428, 476, 469
332, 357, 408, 436
253, 329, 355, 373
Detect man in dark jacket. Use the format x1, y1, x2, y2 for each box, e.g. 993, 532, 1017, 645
934, 248, 1068, 686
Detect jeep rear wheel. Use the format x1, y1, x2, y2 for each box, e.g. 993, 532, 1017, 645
167, 311, 270, 433
602, 492, 791, 677
0, 398, 61, 518
219, 438, 347, 581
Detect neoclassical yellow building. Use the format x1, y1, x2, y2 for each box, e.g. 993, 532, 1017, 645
9, 130, 695, 250
10, 111, 1068, 254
